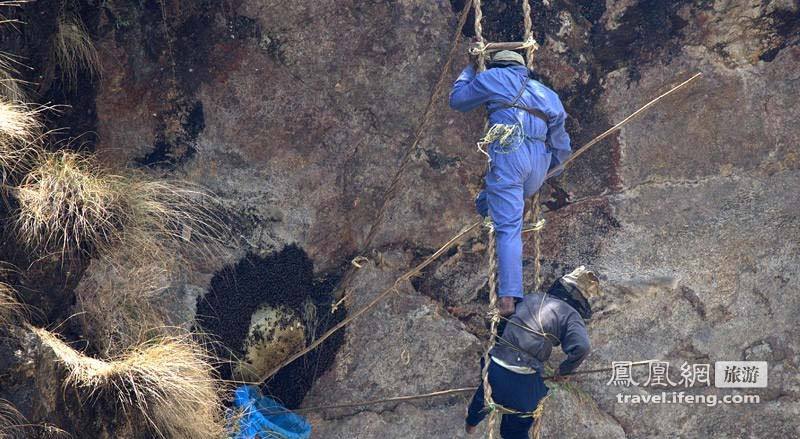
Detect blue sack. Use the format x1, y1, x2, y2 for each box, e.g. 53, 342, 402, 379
230, 385, 312, 439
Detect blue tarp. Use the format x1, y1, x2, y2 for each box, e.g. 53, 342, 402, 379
230, 385, 312, 439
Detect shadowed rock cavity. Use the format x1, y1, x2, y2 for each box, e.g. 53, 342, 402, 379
195, 245, 345, 408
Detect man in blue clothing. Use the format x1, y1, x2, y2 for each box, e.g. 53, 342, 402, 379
465, 266, 598, 439
450, 50, 571, 316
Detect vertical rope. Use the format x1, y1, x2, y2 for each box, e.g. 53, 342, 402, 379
521, 0, 542, 295
530, 392, 551, 439
482, 223, 500, 439
530, 192, 543, 291
472, 3, 497, 436
473, 0, 487, 71
522, 0, 535, 69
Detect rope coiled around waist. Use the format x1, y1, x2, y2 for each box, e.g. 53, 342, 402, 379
477, 123, 547, 159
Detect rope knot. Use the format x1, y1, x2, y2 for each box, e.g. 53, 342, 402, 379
483, 218, 495, 232
468, 40, 487, 56
487, 308, 501, 323
521, 36, 539, 52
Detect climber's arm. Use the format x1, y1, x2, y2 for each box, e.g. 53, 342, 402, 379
546, 100, 571, 176
449, 65, 494, 112
557, 313, 590, 376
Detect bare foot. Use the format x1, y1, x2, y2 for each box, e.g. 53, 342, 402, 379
465, 423, 477, 434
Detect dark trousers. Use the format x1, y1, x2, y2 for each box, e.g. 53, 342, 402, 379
466, 359, 549, 439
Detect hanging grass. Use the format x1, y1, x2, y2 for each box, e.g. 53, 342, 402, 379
14, 150, 231, 353
78, 178, 230, 352
0, 399, 25, 439
0, 398, 69, 439
0, 282, 22, 326
33, 327, 227, 439
0, 52, 29, 102
120, 176, 231, 264
51, 12, 100, 88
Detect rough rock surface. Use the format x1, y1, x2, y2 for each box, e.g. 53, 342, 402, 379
1, 0, 799, 438
303, 254, 484, 437
92, 0, 485, 270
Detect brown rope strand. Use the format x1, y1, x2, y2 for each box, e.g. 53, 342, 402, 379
530, 192, 543, 291
473, 0, 486, 71
522, 0, 535, 68
481, 223, 500, 438
293, 387, 476, 414
254, 3, 474, 384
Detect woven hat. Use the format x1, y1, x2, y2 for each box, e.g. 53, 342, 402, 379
491, 50, 525, 66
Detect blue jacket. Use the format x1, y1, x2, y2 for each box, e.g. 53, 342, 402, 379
449, 65, 571, 169
490, 292, 590, 375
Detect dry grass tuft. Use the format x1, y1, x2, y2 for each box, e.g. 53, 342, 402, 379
15, 150, 230, 261
15, 151, 230, 353
34, 327, 226, 439
15, 151, 127, 255
52, 13, 100, 88
0, 99, 41, 142
0, 1, 29, 31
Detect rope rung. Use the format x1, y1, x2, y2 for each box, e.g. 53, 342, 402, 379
469, 39, 538, 56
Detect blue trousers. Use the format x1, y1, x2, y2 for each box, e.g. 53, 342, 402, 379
466, 359, 549, 439
476, 142, 551, 298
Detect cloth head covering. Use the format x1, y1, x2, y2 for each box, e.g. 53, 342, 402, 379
547, 266, 600, 319
490, 50, 525, 67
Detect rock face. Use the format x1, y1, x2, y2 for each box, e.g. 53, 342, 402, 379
1, 0, 799, 438
92, 0, 484, 270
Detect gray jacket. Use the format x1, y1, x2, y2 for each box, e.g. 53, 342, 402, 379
490, 292, 590, 375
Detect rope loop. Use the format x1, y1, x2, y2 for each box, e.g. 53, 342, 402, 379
522, 218, 546, 233
351, 256, 370, 268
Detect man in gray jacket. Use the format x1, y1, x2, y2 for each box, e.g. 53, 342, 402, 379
465, 266, 598, 439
